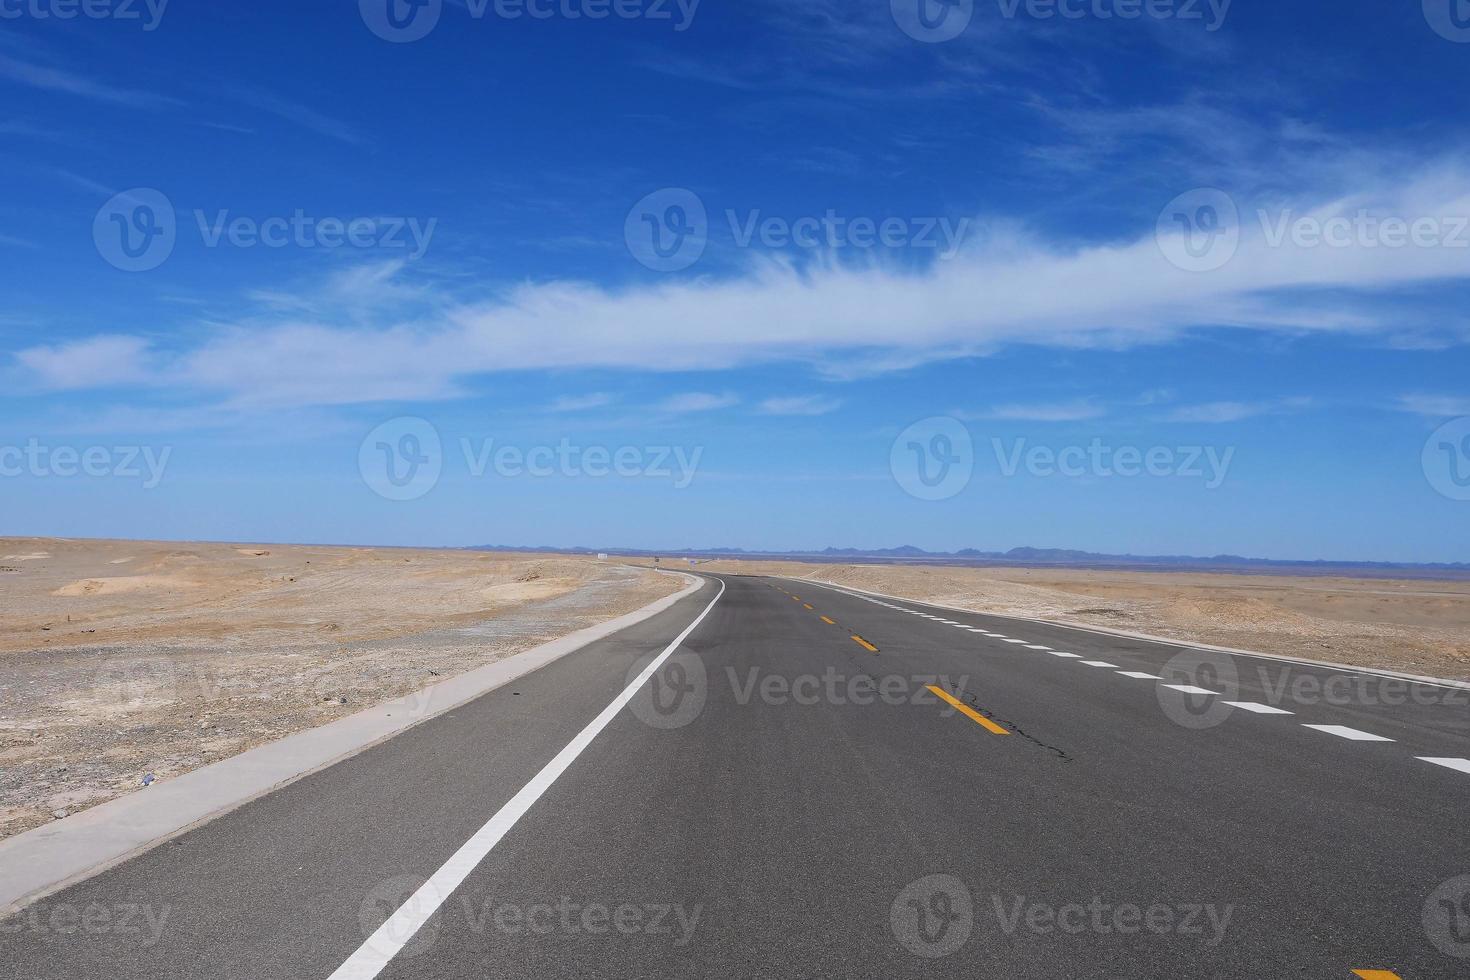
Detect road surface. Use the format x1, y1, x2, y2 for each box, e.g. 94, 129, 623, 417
3, 574, 1468, 979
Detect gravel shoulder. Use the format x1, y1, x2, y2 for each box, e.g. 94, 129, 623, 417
0, 538, 678, 839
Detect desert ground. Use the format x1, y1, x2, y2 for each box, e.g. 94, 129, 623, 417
657, 559, 1470, 680
0, 538, 680, 839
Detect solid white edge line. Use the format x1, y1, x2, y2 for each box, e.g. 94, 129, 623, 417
326, 578, 726, 980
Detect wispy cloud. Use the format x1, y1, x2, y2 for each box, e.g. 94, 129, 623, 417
1165, 397, 1311, 423
0, 53, 181, 110
15, 161, 1470, 410
224, 85, 366, 146
961, 400, 1105, 422
1397, 394, 1470, 417
657, 392, 740, 413
548, 392, 614, 412
758, 395, 842, 415
14, 336, 154, 390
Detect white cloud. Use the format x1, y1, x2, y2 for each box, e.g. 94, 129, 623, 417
1397, 394, 1470, 417
548, 392, 614, 412
1165, 397, 1311, 423
963, 400, 1105, 422
14, 336, 154, 390
16, 162, 1470, 409
758, 395, 842, 415
657, 392, 740, 413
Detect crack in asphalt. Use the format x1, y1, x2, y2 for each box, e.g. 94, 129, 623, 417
959, 691, 1072, 762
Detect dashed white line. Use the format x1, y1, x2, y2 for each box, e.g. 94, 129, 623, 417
1302, 724, 1394, 742
1221, 701, 1294, 715
1048, 651, 1082, 658
1116, 671, 1162, 680
1024, 644, 1051, 650
1080, 661, 1118, 667
1418, 757, 1470, 774
1002, 639, 1030, 645
1163, 684, 1218, 696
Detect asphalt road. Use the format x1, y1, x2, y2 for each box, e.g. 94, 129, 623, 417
4, 573, 1469, 979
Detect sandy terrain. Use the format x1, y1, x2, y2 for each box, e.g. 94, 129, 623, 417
0, 538, 679, 839
661, 559, 1470, 680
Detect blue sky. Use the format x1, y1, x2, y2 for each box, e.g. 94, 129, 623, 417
3, 0, 1469, 561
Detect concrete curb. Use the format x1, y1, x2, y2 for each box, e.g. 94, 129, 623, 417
791, 576, 1470, 692
0, 570, 704, 915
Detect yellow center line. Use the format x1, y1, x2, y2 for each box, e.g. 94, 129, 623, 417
851, 635, 879, 652
926, 685, 1011, 735
1352, 972, 1403, 980
820, 616, 835, 624
791, 596, 801, 601
803, 603, 813, 610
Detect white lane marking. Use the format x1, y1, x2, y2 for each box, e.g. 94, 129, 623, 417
327, 579, 726, 980
936, 620, 959, 625
1117, 671, 1162, 679
1301, 724, 1394, 742
1081, 661, 1118, 667
1024, 644, 1051, 650
961, 627, 988, 632
1221, 701, 1294, 715
1048, 652, 1082, 658
1002, 639, 1029, 645
1418, 757, 1470, 774
1163, 684, 1218, 696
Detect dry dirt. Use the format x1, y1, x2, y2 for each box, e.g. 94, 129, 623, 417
0, 538, 680, 839
660, 559, 1470, 680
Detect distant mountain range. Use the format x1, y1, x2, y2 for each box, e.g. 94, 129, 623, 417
466, 544, 1470, 579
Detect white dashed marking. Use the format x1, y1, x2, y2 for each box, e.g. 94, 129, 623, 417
1221, 701, 1293, 715
1024, 644, 1051, 650
1302, 725, 1394, 742
1163, 684, 1218, 696
1116, 671, 1162, 680
1418, 757, 1470, 774
1048, 651, 1082, 658
1002, 639, 1029, 645
1080, 661, 1118, 667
